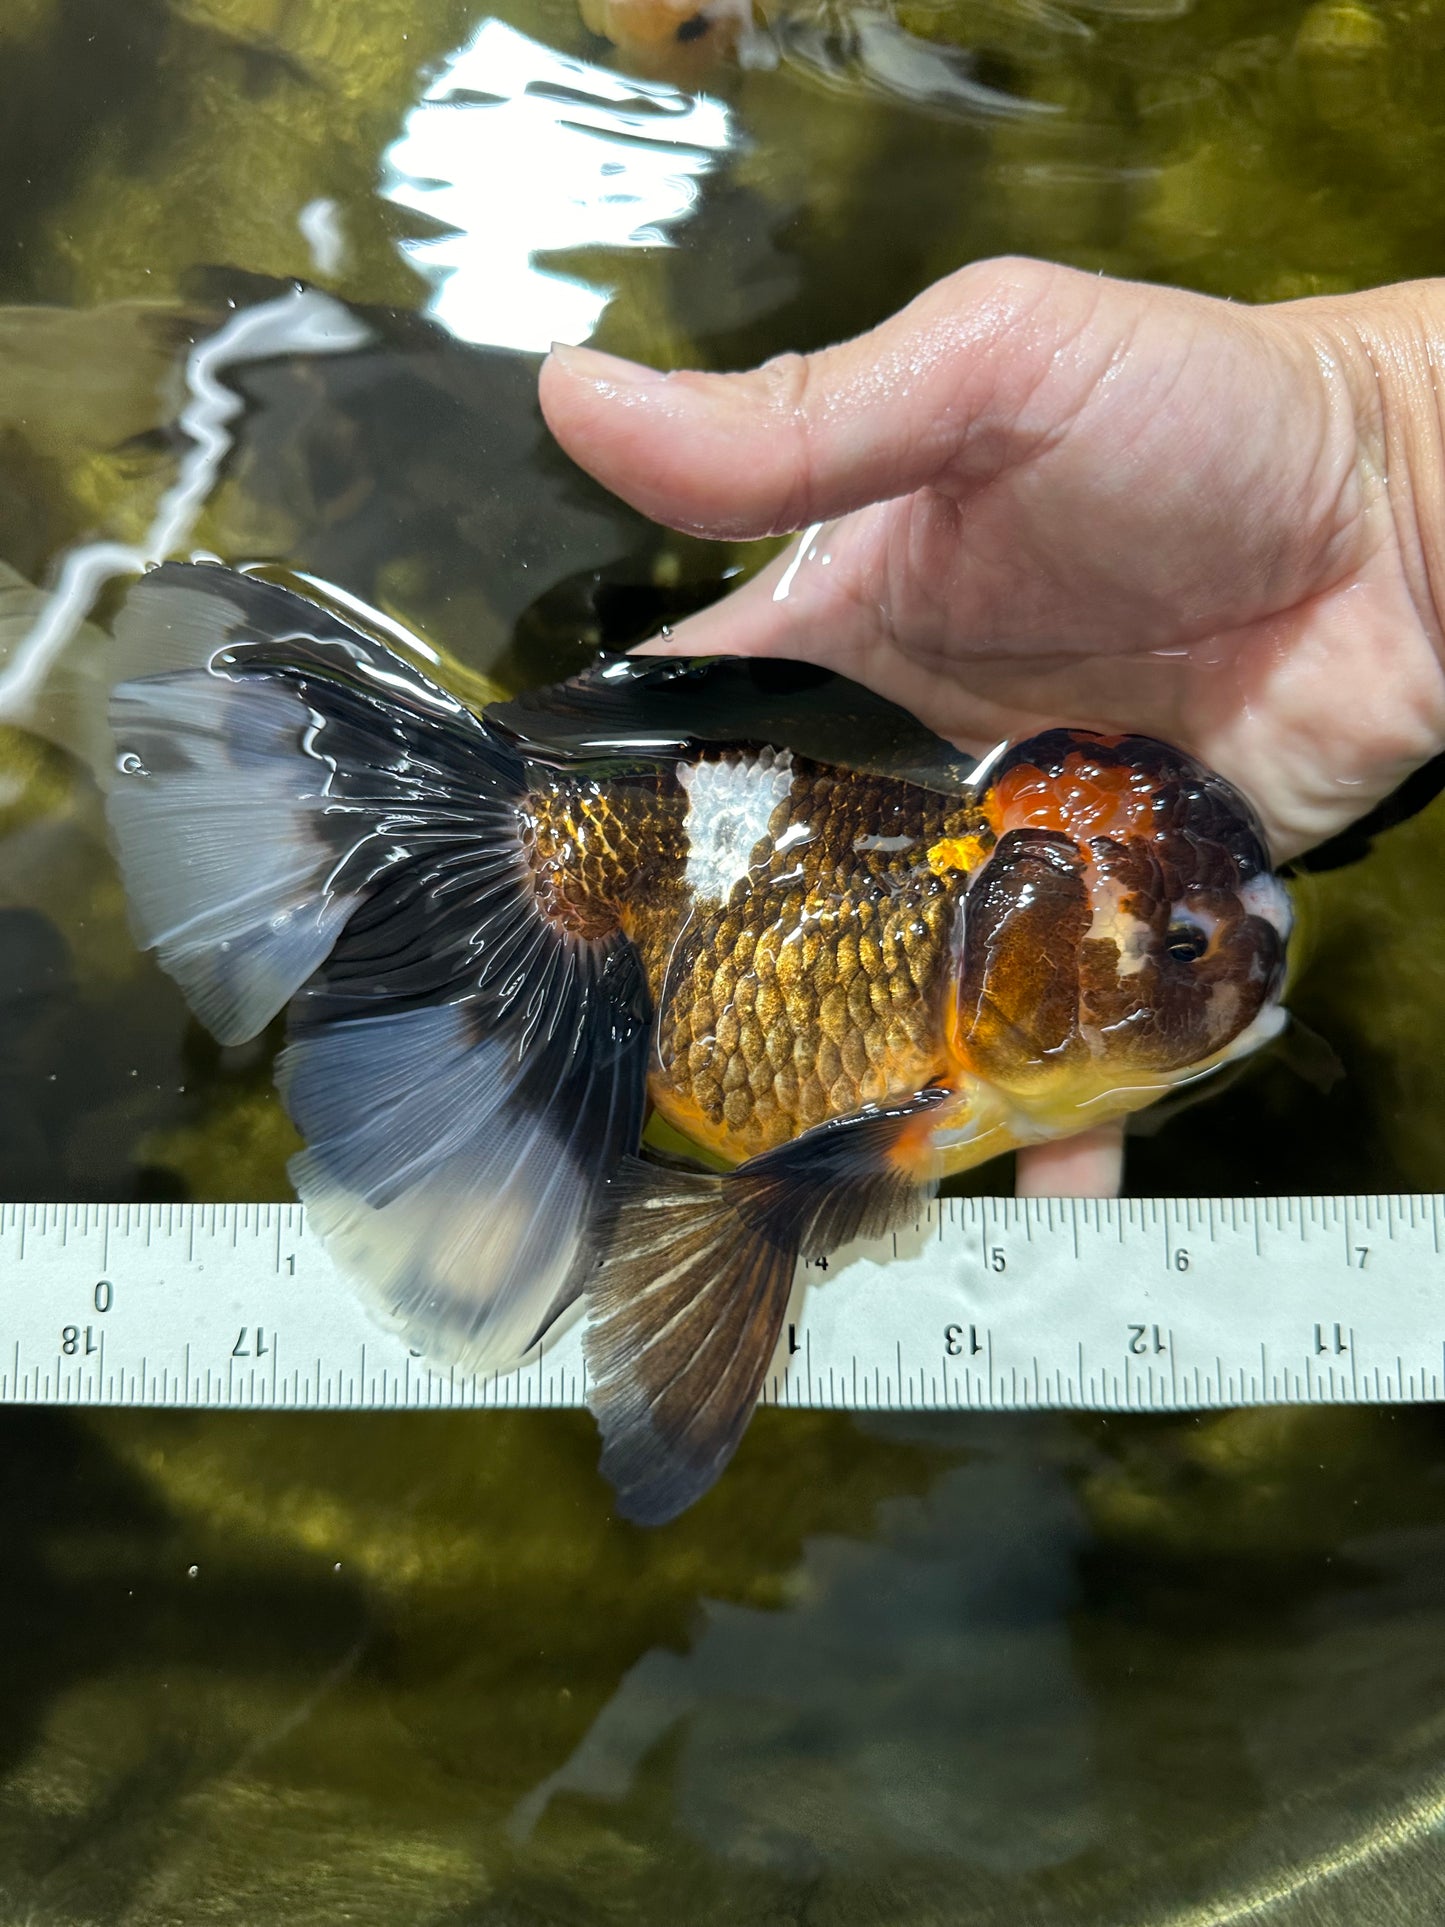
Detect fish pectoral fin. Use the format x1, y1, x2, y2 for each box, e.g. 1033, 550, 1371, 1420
728, 1084, 949, 1258
581, 1090, 947, 1526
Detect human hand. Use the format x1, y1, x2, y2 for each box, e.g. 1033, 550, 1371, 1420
541, 257, 1445, 862
538, 259, 1445, 1190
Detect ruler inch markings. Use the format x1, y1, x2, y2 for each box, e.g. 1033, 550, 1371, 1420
0, 1197, 1441, 1412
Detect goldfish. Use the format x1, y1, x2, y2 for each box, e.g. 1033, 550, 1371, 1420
578, 0, 763, 78
107, 563, 1291, 1523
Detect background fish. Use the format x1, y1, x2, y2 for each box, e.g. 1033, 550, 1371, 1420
106, 562, 1291, 1523
577, 0, 763, 79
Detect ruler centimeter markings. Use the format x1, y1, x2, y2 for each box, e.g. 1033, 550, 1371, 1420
0, 1197, 1440, 1412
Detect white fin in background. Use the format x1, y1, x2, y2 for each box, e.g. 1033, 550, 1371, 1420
0, 562, 111, 777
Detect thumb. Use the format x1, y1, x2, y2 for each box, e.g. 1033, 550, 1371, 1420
538, 256, 1107, 540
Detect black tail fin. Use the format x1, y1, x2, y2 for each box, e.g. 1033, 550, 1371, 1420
109, 563, 650, 1370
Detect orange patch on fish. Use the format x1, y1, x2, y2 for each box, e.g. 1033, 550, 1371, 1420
992, 738, 1163, 845
926, 830, 992, 877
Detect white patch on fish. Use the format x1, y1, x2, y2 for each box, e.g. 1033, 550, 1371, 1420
854, 831, 916, 854
1202, 979, 1242, 1037
678, 748, 794, 904
1087, 878, 1152, 977
1210, 997, 1288, 1064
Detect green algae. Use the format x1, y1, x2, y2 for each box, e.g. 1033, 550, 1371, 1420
37, 3, 476, 312
0, 302, 202, 578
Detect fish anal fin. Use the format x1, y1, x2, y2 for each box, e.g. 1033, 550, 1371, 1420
582, 1089, 947, 1525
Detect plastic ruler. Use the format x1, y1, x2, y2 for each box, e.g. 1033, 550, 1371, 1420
0, 1197, 1440, 1412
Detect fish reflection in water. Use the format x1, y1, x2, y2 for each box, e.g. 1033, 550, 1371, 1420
106, 563, 1290, 1523
572, 0, 1064, 120
514, 1429, 1101, 1871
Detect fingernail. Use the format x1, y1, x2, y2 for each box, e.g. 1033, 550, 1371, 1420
548, 342, 669, 391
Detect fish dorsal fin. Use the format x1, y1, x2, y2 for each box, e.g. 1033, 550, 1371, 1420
486, 654, 981, 794
581, 1091, 946, 1525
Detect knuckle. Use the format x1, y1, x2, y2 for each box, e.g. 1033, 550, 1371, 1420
754, 349, 813, 420
954, 253, 1077, 316
921, 255, 1090, 359
750, 351, 821, 533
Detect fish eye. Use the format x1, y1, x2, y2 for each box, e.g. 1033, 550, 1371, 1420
1165, 920, 1209, 965
675, 11, 710, 37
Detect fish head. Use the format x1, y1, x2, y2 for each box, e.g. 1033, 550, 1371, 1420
947, 730, 1292, 1135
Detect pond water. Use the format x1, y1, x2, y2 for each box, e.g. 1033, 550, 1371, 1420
3, 0, 1445, 1919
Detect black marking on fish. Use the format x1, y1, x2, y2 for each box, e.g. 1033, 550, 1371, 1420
486, 652, 982, 796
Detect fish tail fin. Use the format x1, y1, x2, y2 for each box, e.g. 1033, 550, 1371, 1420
107, 561, 526, 1046
109, 562, 651, 1370
582, 1091, 947, 1525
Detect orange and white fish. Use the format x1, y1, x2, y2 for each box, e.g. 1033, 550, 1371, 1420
579, 0, 765, 77
107, 564, 1291, 1522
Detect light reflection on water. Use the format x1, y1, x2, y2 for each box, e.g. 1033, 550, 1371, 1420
0, 289, 370, 741
382, 17, 734, 350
